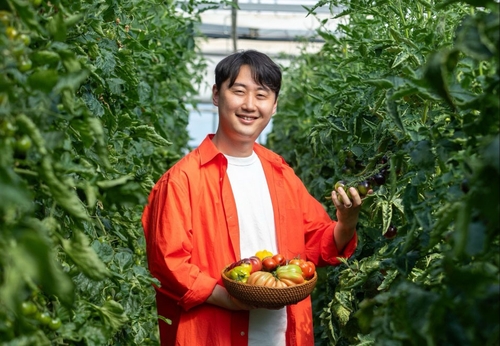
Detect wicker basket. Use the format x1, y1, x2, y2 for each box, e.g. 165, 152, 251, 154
221, 268, 317, 309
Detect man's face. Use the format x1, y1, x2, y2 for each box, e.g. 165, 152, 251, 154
212, 65, 277, 145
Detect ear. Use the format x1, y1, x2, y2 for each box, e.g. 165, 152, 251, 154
212, 84, 219, 106
272, 98, 278, 115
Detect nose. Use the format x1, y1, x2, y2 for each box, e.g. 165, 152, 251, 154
242, 94, 256, 111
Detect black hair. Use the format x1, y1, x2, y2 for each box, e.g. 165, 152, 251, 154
214, 50, 282, 98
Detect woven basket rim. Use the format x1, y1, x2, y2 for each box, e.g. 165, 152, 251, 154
221, 266, 317, 308
221, 267, 317, 289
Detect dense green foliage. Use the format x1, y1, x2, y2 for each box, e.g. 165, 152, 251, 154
0, 0, 206, 344
268, 0, 499, 345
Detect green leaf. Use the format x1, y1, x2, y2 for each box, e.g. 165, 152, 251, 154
27, 69, 59, 92
39, 156, 90, 220
46, 12, 67, 42
422, 49, 458, 110
381, 200, 393, 236
392, 51, 410, 68
365, 79, 394, 89
97, 175, 134, 189
93, 300, 129, 331
385, 89, 406, 133
60, 229, 111, 281
132, 125, 172, 146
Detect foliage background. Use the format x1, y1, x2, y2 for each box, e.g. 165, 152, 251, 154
1, 0, 498, 345
268, 0, 499, 345
0, 0, 206, 344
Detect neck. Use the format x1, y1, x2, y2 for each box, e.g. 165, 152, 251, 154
211, 133, 255, 157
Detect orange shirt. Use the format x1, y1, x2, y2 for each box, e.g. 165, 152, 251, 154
142, 135, 357, 346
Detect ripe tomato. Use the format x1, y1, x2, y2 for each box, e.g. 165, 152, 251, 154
299, 262, 315, 280
247, 256, 262, 273
261, 257, 278, 271
255, 249, 273, 260
384, 225, 398, 239
272, 253, 286, 266
289, 258, 304, 266
247, 271, 275, 286
288, 258, 315, 280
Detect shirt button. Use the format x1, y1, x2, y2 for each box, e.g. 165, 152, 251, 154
240, 331, 245, 336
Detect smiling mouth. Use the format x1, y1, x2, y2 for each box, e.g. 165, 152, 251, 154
237, 115, 258, 121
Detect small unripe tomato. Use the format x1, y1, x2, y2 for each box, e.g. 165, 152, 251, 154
18, 34, 31, 46
21, 301, 37, 316
36, 312, 52, 325
48, 317, 62, 330
15, 135, 32, 154
334, 180, 346, 191
356, 180, 370, 197
6, 26, 18, 40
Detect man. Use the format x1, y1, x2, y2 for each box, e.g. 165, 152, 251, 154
142, 50, 365, 345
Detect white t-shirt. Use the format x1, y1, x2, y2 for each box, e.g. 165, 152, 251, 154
225, 152, 287, 346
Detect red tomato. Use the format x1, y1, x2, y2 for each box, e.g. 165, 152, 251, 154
262, 257, 278, 271
247, 256, 262, 273
272, 253, 286, 266
299, 262, 315, 280
289, 258, 304, 266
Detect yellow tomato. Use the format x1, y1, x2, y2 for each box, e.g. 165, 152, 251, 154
255, 249, 273, 260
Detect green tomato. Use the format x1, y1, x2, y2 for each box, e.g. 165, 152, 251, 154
48, 317, 62, 330
18, 57, 32, 72
0, 120, 16, 136
37, 312, 52, 325
31, 0, 42, 6
6, 26, 17, 40
15, 135, 32, 154
334, 180, 346, 191
228, 264, 251, 282
18, 34, 31, 46
356, 180, 370, 197
0, 11, 11, 25
21, 301, 37, 316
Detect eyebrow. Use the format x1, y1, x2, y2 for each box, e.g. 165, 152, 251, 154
232, 82, 270, 91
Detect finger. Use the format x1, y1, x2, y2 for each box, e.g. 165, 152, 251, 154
347, 187, 362, 206
332, 190, 352, 209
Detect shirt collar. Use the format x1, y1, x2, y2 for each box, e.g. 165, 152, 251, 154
198, 134, 285, 168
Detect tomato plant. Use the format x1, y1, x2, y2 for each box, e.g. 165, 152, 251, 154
0, 0, 207, 344
268, 0, 499, 345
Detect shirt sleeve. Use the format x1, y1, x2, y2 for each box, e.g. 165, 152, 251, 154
142, 173, 217, 311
